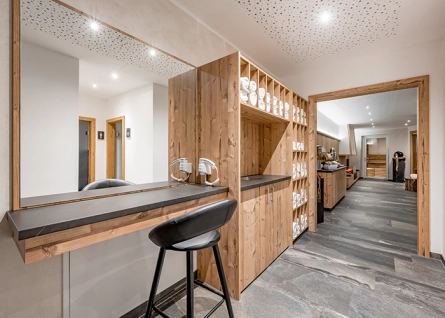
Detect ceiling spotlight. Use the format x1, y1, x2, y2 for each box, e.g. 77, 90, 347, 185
373, 126, 375, 128
90, 21, 99, 30
366, 106, 369, 109
149, 49, 156, 56
320, 11, 332, 23
405, 123, 408, 126
92, 84, 97, 88
111, 73, 118, 79
407, 120, 411, 123
368, 112, 371, 115
372, 123, 375, 125
370, 119, 373, 121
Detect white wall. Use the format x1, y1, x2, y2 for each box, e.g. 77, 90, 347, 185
338, 124, 350, 154
0, 2, 63, 317
283, 38, 445, 255
106, 85, 154, 184
21, 42, 79, 198
153, 84, 169, 182
317, 110, 340, 138
79, 94, 107, 180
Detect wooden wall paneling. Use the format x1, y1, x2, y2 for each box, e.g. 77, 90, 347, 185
240, 120, 260, 177
259, 123, 272, 174
13, 0, 21, 210
168, 69, 197, 183
19, 192, 227, 264
196, 52, 241, 299
308, 97, 317, 231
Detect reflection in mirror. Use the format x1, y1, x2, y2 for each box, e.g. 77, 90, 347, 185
20, 0, 194, 202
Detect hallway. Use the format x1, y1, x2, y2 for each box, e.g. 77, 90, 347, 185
154, 179, 445, 318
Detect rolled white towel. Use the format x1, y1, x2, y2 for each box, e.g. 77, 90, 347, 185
266, 102, 271, 112
258, 88, 266, 100
293, 106, 296, 121
285, 102, 290, 119
240, 77, 249, 92
249, 81, 257, 93
273, 103, 278, 115
296, 193, 301, 206
293, 200, 297, 210
279, 101, 284, 116
266, 93, 271, 103
240, 90, 248, 103
249, 92, 258, 106
258, 99, 265, 110
273, 96, 278, 105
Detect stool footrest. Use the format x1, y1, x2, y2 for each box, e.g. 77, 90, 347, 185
150, 280, 227, 318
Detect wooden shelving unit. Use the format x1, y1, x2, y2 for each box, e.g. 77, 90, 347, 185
292, 93, 309, 241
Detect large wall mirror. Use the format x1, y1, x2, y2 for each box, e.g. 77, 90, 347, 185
14, 0, 195, 209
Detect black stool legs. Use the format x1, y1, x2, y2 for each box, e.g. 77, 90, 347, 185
186, 251, 194, 318
144, 248, 166, 318
145, 245, 235, 318
213, 245, 234, 318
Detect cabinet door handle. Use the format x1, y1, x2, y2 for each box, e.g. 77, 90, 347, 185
266, 188, 269, 205
271, 186, 274, 202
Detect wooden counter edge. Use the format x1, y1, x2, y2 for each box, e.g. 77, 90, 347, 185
14, 193, 227, 264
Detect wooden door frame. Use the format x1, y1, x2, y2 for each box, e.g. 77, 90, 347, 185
106, 116, 126, 180
308, 75, 430, 257
79, 116, 96, 184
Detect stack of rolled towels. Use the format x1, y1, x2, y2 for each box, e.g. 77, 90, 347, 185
292, 162, 307, 180
266, 93, 271, 112
249, 81, 257, 106
258, 88, 266, 110
285, 102, 290, 119
273, 96, 278, 115
300, 214, 307, 229
240, 77, 249, 103
292, 141, 305, 151
293, 189, 307, 209
279, 101, 284, 116
294, 106, 307, 125
293, 220, 300, 239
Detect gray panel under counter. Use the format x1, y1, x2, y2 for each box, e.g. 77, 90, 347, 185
240, 174, 292, 191
8, 183, 228, 241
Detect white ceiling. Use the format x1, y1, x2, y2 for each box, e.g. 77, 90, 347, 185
317, 88, 417, 130
21, 0, 194, 99
170, 0, 445, 77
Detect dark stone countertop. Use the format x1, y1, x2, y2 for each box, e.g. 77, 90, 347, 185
241, 174, 291, 191
8, 183, 228, 240
317, 166, 347, 173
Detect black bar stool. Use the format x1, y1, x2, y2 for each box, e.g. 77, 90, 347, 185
144, 199, 237, 318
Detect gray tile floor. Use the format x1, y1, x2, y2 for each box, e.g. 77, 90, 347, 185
157, 179, 445, 317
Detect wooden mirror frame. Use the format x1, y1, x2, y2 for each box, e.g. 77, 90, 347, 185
308, 75, 430, 257
11, 0, 195, 210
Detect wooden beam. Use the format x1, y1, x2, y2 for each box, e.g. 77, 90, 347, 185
12, 0, 20, 210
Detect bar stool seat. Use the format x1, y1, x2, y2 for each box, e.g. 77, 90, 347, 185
144, 199, 237, 318
169, 230, 220, 251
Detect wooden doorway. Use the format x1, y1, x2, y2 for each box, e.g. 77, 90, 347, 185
308, 76, 430, 257
79, 116, 96, 189
106, 116, 126, 179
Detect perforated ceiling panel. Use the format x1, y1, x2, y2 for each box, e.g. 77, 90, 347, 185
21, 0, 194, 78
235, 0, 401, 63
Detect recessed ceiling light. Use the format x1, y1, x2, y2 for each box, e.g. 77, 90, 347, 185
407, 120, 411, 123
90, 21, 99, 30
370, 119, 373, 121
405, 123, 408, 126
372, 123, 375, 125
366, 106, 369, 109
320, 11, 332, 23
92, 84, 97, 88
368, 112, 371, 115
111, 73, 118, 79
149, 49, 156, 56
373, 126, 375, 128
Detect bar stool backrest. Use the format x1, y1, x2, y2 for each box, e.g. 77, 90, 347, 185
149, 199, 237, 248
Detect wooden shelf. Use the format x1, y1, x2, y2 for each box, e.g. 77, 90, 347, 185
293, 176, 308, 181
293, 200, 308, 211
293, 150, 307, 153
240, 102, 290, 124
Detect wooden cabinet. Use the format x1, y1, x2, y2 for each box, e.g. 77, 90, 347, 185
240, 181, 289, 291
317, 168, 346, 210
